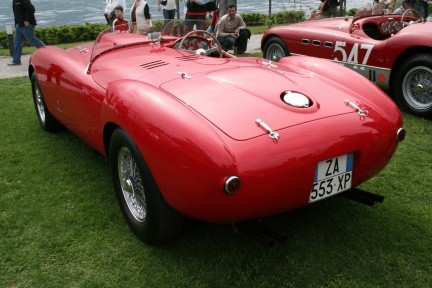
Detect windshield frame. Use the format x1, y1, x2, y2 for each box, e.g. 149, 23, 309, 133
85, 19, 212, 74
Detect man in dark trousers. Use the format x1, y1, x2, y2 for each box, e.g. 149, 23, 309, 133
216, 4, 250, 54
8, 0, 45, 66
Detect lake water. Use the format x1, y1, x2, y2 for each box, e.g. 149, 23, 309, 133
0, 0, 373, 31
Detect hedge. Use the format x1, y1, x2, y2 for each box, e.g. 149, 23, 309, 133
0, 11, 305, 49
3, 4, 431, 48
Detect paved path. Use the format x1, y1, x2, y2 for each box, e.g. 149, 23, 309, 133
0, 35, 262, 80
0, 54, 31, 79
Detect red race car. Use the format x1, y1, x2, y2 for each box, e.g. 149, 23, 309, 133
29, 21, 404, 245
262, 9, 432, 118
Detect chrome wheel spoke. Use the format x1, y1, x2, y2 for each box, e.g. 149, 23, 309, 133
403, 66, 432, 109
118, 147, 146, 222
35, 87, 46, 123
268, 44, 284, 61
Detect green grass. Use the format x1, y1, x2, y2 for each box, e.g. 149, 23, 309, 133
0, 77, 431, 287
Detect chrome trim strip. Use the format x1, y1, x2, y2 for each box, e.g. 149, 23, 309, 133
334, 61, 391, 90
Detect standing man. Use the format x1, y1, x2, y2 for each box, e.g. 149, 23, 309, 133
216, 4, 250, 54
8, 0, 45, 66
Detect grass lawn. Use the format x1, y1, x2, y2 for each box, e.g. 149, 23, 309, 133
0, 77, 431, 287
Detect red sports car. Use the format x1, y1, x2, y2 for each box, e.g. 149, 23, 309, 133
29, 21, 404, 245
261, 9, 432, 118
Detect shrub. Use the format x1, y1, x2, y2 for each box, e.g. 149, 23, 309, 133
0, 10, 308, 49
241, 11, 305, 26
347, 8, 358, 16
241, 13, 268, 26
0, 23, 108, 47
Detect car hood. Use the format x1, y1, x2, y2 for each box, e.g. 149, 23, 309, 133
158, 59, 363, 141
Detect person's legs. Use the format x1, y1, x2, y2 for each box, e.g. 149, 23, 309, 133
11, 24, 24, 64
195, 15, 206, 30
163, 9, 170, 20
421, 0, 428, 18
166, 9, 176, 20
184, 15, 194, 33
163, 9, 176, 26
163, 9, 170, 26
217, 36, 235, 51
235, 29, 249, 53
21, 25, 45, 48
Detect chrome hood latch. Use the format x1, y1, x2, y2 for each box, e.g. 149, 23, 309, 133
345, 99, 369, 118
177, 71, 191, 79
256, 119, 280, 140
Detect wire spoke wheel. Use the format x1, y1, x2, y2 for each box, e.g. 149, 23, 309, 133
266, 43, 286, 61
110, 129, 183, 245
34, 81, 46, 125
118, 146, 147, 222
31, 72, 61, 131
263, 37, 289, 61
402, 66, 432, 110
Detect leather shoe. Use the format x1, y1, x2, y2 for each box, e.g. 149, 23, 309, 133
7, 62, 21, 66
236, 50, 245, 54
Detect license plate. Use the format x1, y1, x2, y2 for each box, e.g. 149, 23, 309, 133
309, 154, 353, 203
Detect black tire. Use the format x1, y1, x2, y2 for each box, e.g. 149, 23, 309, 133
263, 36, 290, 61
394, 53, 432, 118
109, 128, 183, 245
31, 72, 61, 131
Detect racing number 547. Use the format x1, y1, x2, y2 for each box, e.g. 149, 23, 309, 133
333, 41, 374, 65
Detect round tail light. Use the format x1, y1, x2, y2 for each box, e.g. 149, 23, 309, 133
224, 176, 242, 195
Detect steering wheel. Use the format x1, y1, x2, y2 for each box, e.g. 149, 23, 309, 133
400, 8, 423, 27
178, 30, 223, 58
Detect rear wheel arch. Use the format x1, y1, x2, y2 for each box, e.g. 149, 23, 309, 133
109, 128, 183, 245
389, 46, 432, 94
392, 52, 432, 118
262, 35, 290, 60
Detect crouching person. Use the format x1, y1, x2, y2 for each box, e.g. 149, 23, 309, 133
216, 4, 250, 54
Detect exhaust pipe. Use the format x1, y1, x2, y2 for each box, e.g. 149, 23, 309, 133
340, 188, 384, 206
233, 220, 287, 246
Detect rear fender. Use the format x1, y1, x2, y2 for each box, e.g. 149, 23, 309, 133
101, 80, 237, 211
